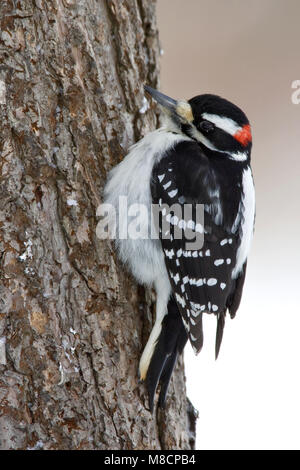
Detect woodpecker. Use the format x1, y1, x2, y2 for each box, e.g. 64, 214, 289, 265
102, 86, 255, 411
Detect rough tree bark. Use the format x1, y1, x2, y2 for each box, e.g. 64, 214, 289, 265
0, 0, 197, 450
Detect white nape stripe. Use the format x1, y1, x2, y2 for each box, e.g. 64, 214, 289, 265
229, 151, 249, 162
232, 167, 255, 278
202, 113, 240, 136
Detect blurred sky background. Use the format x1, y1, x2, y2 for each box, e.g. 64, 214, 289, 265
157, 0, 300, 450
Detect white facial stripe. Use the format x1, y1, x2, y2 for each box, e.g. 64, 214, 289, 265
229, 151, 248, 161
190, 125, 248, 162
202, 113, 241, 136
189, 126, 218, 151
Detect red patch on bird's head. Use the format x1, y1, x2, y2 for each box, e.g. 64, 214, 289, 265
233, 124, 252, 147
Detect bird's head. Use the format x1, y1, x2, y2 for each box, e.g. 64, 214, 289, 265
144, 85, 252, 162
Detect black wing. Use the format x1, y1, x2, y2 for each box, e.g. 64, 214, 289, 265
151, 140, 244, 355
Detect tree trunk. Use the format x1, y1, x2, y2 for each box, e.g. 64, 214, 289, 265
0, 0, 196, 450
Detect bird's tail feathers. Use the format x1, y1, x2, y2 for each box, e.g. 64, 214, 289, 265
141, 296, 188, 412
215, 311, 226, 359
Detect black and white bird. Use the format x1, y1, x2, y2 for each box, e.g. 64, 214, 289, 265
102, 86, 255, 411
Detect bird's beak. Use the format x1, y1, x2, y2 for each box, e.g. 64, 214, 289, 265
144, 85, 177, 113
144, 85, 194, 123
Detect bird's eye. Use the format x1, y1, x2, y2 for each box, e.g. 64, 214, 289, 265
199, 120, 215, 133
